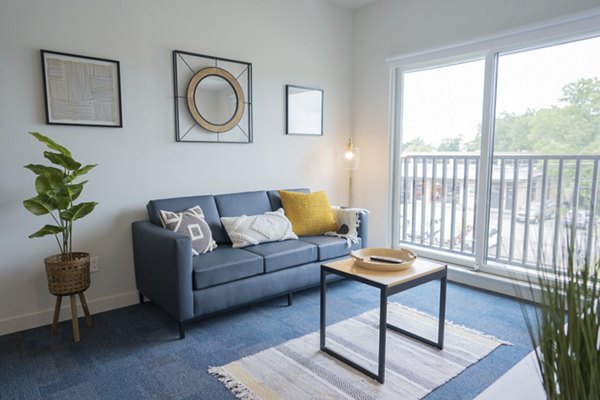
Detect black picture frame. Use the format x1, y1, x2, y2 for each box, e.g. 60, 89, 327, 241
41, 50, 123, 127
286, 85, 323, 136
173, 50, 253, 143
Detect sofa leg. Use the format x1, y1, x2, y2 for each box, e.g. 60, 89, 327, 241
138, 292, 144, 304
178, 322, 186, 340
287, 293, 293, 306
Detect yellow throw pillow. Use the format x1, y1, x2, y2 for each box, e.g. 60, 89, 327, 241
279, 190, 338, 236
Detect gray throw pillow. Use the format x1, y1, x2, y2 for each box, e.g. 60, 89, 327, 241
159, 206, 217, 255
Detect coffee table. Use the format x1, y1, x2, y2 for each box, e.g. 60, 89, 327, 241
320, 257, 447, 384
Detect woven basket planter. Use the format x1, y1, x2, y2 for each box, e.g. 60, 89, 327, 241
44, 252, 90, 296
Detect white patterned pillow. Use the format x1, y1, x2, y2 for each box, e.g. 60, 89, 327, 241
220, 208, 298, 248
159, 206, 217, 255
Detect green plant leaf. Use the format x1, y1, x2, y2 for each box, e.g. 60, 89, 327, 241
28, 132, 72, 157
35, 171, 65, 195
34, 173, 70, 209
43, 151, 81, 171
60, 202, 98, 222
67, 181, 87, 201
67, 164, 96, 182
24, 164, 64, 176
28, 224, 64, 238
23, 195, 57, 215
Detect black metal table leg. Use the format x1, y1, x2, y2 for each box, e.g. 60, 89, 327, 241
386, 274, 447, 349
319, 263, 447, 384
378, 288, 388, 383
438, 275, 447, 349
320, 268, 326, 349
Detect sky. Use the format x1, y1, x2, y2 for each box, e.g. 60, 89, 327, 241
401, 35, 600, 148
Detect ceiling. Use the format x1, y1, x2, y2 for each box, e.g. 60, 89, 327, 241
327, 0, 378, 9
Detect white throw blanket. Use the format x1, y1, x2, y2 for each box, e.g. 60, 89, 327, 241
325, 206, 369, 246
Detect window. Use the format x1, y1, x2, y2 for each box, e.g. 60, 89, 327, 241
491, 37, 600, 269
399, 61, 484, 255
390, 13, 600, 276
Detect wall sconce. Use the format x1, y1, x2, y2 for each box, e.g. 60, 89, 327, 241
344, 138, 360, 206
345, 138, 355, 160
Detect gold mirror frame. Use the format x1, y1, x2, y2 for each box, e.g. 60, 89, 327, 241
186, 67, 245, 133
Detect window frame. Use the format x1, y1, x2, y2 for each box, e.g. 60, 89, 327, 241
387, 8, 600, 279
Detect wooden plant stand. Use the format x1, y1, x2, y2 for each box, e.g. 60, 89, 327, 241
51, 292, 93, 342
45, 252, 93, 342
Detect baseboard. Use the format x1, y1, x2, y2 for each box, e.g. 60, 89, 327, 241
448, 266, 541, 303
0, 291, 139, 336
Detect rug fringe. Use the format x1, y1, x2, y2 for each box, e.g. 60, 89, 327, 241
391, 302, 513, 345
208, 367, 260, 400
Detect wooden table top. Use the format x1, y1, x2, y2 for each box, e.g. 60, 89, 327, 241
322, 257, 447, 288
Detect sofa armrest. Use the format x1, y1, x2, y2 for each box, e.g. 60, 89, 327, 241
357, 210, 369, 248
132, 221, 194, 322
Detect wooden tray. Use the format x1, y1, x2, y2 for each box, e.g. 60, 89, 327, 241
350, 248, 417, 272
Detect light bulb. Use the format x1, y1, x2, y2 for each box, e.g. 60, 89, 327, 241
345, 138, 354, 160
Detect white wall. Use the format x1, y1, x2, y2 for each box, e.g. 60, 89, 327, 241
0, 0, 353, 334
352, 0, 600, 248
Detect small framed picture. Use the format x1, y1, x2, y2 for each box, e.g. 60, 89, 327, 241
41, 50, 123, 127
286, 85, 323, 136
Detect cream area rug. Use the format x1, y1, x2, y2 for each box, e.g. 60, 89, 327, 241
209, 303, 509, 400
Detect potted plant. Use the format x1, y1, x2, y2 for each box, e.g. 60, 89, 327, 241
23, 132, 97, 339
520, 241, 600, 398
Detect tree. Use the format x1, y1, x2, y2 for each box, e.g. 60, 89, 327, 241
464, 129, 481, 152
437, 137, 462, 152
560, 77, 600, 118
494, 77, 600, 155
403, 137, 434, 152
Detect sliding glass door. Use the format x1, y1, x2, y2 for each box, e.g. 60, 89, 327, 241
490, 37, 600, 270
399, 60, 484, 258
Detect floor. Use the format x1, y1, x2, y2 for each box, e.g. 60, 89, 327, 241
0, 280, 534, 399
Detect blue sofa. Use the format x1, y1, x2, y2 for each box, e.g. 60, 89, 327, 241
131, 189, 368, 338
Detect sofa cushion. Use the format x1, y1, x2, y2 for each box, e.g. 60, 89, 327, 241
279, 190, 338, 236
215, 190, 272, 218
147, 195, 228, 244
221, 208, 298, 248
244, 239, 318, 273
267, 188, 310, 211
299, 236, 362, 261
192, 245, 263, 290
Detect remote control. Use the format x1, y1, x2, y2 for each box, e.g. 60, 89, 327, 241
369, 256, 405, 264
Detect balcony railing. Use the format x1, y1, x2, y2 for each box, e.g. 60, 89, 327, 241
398, 153, 599, 269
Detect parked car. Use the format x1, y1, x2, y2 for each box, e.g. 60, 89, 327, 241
564, 210, 590, 230
464, 228, 498, 250
516, 201, 556, 223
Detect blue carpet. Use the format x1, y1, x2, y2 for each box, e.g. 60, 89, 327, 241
0, 280, 533, 399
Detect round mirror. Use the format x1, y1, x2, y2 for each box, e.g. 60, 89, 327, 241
187, 67, 244, 133
195, 76, 236, 125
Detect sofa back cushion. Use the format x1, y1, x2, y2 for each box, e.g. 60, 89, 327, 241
267, 188, 310, 211
146, 195, 229, 244
214, 190, 272, 218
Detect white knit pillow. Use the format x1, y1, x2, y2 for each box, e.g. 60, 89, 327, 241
220, 208, 298, 248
